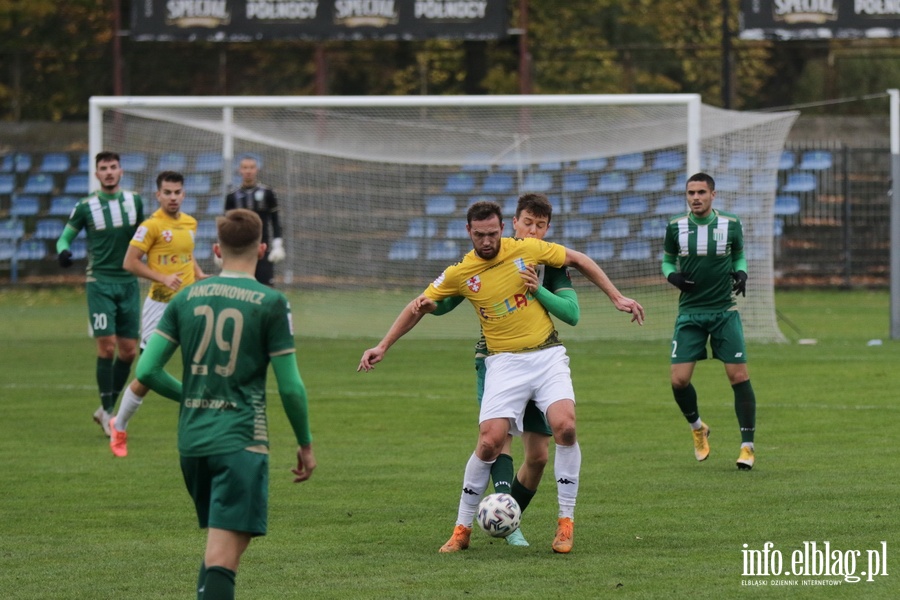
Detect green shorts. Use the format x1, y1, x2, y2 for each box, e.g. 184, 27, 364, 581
475, 356, 552, 437
180, 448, 269, 536
671, 310, 747, 365
86, 280, 141, 339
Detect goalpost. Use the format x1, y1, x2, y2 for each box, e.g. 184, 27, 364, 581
89, 95, 797, 342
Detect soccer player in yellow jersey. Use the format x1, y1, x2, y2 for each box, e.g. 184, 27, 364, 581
109, 171, 207, 457
359, 200, 645, 554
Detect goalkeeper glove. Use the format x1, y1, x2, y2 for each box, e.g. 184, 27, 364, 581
58, 249, 73, 268
732, 270, 748, 296
667, 272, 695, 292
268, 237, 286, 263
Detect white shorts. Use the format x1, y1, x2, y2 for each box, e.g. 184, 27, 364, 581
140, 297, 168, 349
481, 345, 575, 435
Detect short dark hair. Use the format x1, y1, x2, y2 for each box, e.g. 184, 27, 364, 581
156, 170, 184, 189
217, 209, 262, 252
687, 172, 715, 191
95, 151, 121, 168
516, 193, 553, 223
467, 201, 503, 226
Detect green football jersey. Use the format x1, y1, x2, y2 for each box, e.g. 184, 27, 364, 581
663, 209, 744, 314
65, 190, 144, 282
155, 273, 296, 457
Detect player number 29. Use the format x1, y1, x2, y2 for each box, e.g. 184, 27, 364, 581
192, 306, 244, 377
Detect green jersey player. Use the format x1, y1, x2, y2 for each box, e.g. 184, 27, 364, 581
662, 172, 756, 470
136, 208, 315, 600
56, 151, 145, 437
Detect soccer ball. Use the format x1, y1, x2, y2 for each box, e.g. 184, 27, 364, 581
476, 493, 521, 538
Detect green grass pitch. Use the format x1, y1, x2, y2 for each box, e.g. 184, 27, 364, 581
0, 288, 896, 598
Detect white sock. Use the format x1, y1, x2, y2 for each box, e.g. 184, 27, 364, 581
741, 442, 754, 450
555, 442, 581, 520
456, 453, 494, 527
114, 387, 144, 431
690, 419, 703, 431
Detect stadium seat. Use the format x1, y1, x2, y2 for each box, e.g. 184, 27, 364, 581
460, 152, 493, 171
548, 195, 571, 214
778, 150, 795, 171
599, 217, 629, 239
193, 152, 223, 173
0, 241, 15, 261
205, 198, 224, 215
34, 218, 65, 240
68, 239, 87, 260
195, 220, 218, 240
669, 173, 688, 191
0, 155, 12, 173
10, 196, 40, 217
612, 152, 644, 171
585, 241, 615, 261
522, 172, 553, 192
632, 172, 666, 193
726, 151, 755, 170
0, 219, 25, 240
426, 240, 460, 261
388, 239, 419, 261
616, 195, 649, 215
18, 239, 47, 261
39, 153, 71, 174
596, 172, 629, 193
156, 152, 187, 172
575, 157, 608, 171
405, 218, 437, 238
729, 197, 758, 215
781, 172, 816, 193
23, 174, 54, 195
773, 218, 784, 237
424, 195, 456, 216
536, 159, 563, 171
120, 173, 137, 191
0, 173, 15, 194
562, 172, 589, 193
444, 173, 475, 194
193, 243, 213, 260
798, 150, 833, 171
715, 173, 741, 192
701, 150, 721, 170
481, 173, 515, 194
11, 152, 32, 173
63, 174, 89, 196
774, 194, 801, 216
48, 196, 78, 216
445, 220, 469, 239
751, 172, 773, 193
620, 240, 652, 260
652, 150, 684, 171
502, 196, 519, 215
184, 174, 212, 195
638, 218, 668, 239
119, 153, 148, 172
76, 153, 90, 173
180, 197, 198, 214
655, 195, 685, 215
467, 195, 494, 207
578, 196, 610, 215
562, 219, 592, 240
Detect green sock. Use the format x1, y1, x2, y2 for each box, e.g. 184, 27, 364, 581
672, 383, 699, 424
511, 476, 537, 514
733, 380, 756, 444
111, 358, 133, 404
203, 566, 235, 600
197, 562, 207, 600
491, 453, 514, 494
96, 357, 115, 412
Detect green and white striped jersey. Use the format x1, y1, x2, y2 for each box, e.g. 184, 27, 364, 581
65, 190, 144, 282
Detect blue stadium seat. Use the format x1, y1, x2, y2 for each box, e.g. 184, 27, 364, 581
193, 243, 213, 260
600, 217, 629, 239
18, 239, 47, 261
774, 195, 801, 216
34, 218, 65, 240
0, 155, 12, 173
798, 150, 833, 171
773, 218, 784, 238
502, 196, 519, 215
715, 173, 741, 192
596, 172, 629, 193
119, 173, 137, 191
633, 172, 666, 193
184, 174, 212, 195
522, 172, 552, 192
616, 195, 649, 215
205, 198, 224, 215
0, 219, 25, 240
612, 152, 644, 171
536, 159, 563, 171
0, 173, 15, 194
778, 151, 795, 171
156, 152, 187, 172
180, 197, 198, 215
23, 174, 54, 195
669, 173, 688, 191
195, 220, 218, 240
405, 218, 437, 238
575, 157, 608, 171
638, 218, 668, 239
620, 240, 652, 261
655, 195, 685, 215
482, 173, 515, 194
652, 150, 684, 171
425, 195, 456, 216
10, 196, 40, 217
0, 241, 15, 261
48, 196, 78, 216
781, 172, 816, 193
64, 174, 89, 195
562, 172, 589, 193
193, 153, 223, 173
12, 153, 32, 173
119, 153, 148, 172
701, 150, 721, 170
726, 151, 755, 170
388, 239, 419, 261
585, 241, 615, 261
562, 219, 592, 240
426, 240, 460, 261
69, 239, 88, 260
467, 195, 495, 207
445, 220, 469, 239
444, 173, 475, 194
729, 197, 758, 216
39, 153, 71, 174
578, 196, 610, 215
751, 172, 773, 193
460, 152, 493, 171
76, 153, 90, 173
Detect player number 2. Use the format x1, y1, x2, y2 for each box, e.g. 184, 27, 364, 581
671, 340, 678, 358
192, 306, 244, 377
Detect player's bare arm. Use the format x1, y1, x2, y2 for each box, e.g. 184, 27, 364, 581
123, 245, 182, 290
358, 297, 429, 372
563, 246, 645, 325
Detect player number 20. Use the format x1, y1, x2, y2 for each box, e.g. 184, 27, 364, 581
192, 306, 244, 377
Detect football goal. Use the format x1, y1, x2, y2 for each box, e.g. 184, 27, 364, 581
89, 95, 797, 341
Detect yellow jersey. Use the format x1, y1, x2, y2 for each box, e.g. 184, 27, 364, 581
130, 209, 198, 303
423, 237, 567, 353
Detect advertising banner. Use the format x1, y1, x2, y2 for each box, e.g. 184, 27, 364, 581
740, 0, 900, 40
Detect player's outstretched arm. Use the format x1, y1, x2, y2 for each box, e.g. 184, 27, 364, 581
563, 247, 645, 325
272, 353, 316, 483
135, 333, 182, 401
358, 295, 430, 372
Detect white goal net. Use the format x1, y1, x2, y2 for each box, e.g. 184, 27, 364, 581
90, 95, 797, 341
